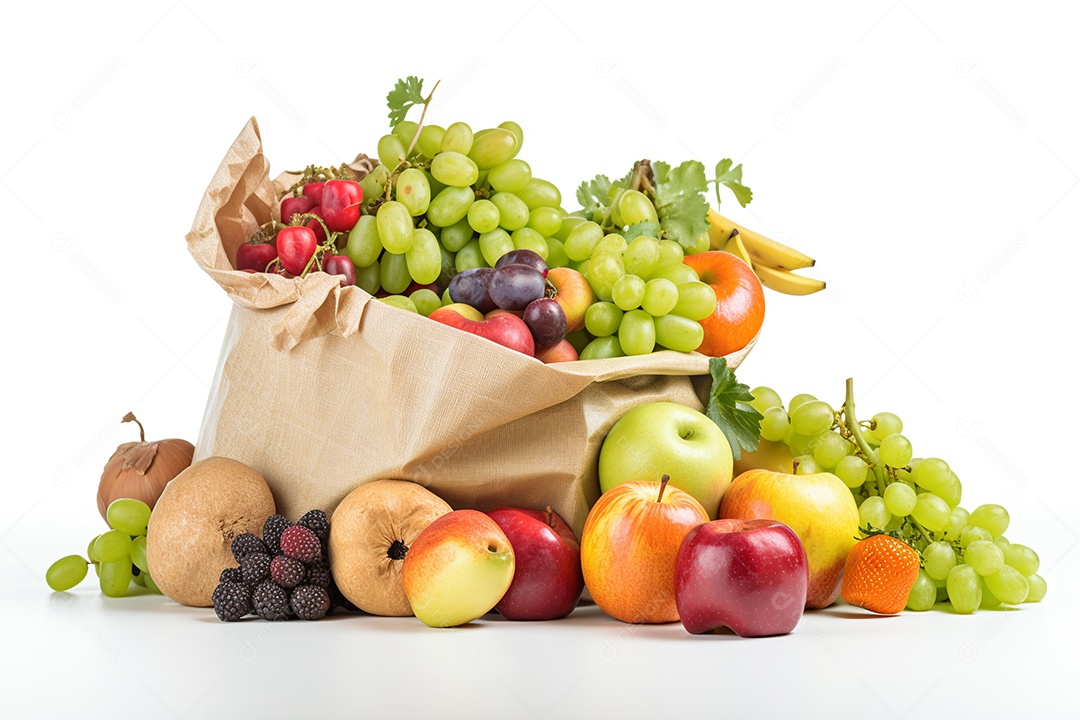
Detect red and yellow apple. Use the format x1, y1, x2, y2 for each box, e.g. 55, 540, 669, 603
428, 305, 535, 356
682, 251, 764, 357
581, 477, 709, 623
536, 339, 578, 363
719, 468, 859, 609
547, 267, 594, 333
401, 509, 515, 627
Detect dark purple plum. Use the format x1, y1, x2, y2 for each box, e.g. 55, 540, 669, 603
495, 249, 548, 277
448, 267, 496, 313
488, 264, 546, 311
523, 298, 566, 348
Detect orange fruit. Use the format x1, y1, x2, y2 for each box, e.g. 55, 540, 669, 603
841, 534, 921, 614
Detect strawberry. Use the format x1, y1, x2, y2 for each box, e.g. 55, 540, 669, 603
841, 534, 920, 614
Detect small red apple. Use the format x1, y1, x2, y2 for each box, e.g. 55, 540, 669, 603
487, 507, 584, 620
429, 306, 535, 356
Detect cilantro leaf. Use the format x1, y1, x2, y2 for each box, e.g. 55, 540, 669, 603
651, 160, 710, 249
387, 76, 425, 127
704, 357, 763, 461
713, 159, 753, 208
622, 221, 661, 242
576, 174, 613, 217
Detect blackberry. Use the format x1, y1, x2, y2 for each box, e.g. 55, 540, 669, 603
280, 525, 322, 563
219, 567, 244, 585
252, 580, 290, 621
262, 514, 291, 555
212, 581, 252, 622
297, 509, 330, 544
270, 555, 305, 589
231, 533, 267, 563
291, 584, 330, 621
306, 560, 331, 590
240, 552, 272, 585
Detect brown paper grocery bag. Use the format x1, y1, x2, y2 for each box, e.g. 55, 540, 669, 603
186, 118, 753, 538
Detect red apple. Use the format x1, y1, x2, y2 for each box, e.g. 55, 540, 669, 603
547, 267, 594, 333
428, 306, 535, 356
581, 476, 709, 623
536, 339, 578, 363
675, 518, 807, 637
487, 507, 584, 620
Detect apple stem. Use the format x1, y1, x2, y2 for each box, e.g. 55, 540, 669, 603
545, 506, 555, 527
657, 475, 670, 503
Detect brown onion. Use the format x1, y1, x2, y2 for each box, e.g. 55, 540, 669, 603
97, 412, 195, 522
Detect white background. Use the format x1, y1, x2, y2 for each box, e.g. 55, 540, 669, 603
2, 1, 1077, 718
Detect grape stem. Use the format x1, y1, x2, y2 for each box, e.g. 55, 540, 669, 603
403, 79, 441, 160
843, 378, 887, 496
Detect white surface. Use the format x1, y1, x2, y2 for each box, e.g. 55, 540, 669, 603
2, 1, 1077, 718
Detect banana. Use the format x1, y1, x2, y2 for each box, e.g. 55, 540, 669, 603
753, 263, 826, 296
706, 209, 815, 270
727, 232, 754, 267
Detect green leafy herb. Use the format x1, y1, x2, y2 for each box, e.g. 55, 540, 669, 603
576, 174, 614, 217
704, 357, 763, 461
622, 220, 661, 242
711, 159, 753, 208
386, 76, 426, 127
652, 160, 710, 249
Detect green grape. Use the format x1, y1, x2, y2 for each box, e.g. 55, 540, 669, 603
679, 231, 710, 255
937, 471, 962, 509
417, 124, 445, 158
488, 159, 532, 193
1003, 544, 1039, 576
794, 456, 821, 475
580, 336, 626, 360
441, 288, 453, 305
834, 455, 869, 489
564, 330, 590, 353
657, 240, 684, 266
99, 560, 133, 598
585, 302, 623, 337
964, 540, 1004, 576
869, 412, 903, 441
430, 151, 479, 188
859, 496, 891, 529
1025, 574, 1047, 602
641, 278, 678, 317
395, 168, 431, 216
143, 571, 162, 594
969, 504, 1009, 538
758, 407, 790, 442
669, 282, 715, 322
479, 229, 514, 267
959, 525, 992, 548
787, 432, 816, 457
912, 457, 949, 494
467, 200, 500, 234
455, 239, 488, 272
345, 215, 382, 267
883, 482, 917, 517
906, 569, 937, 611
788, 394, 817, 412
377, 134, 406, 169
589, 253, 625, 301
379, 295, 418, 313
546, 238, 569, 269
612, 274, 646, 311
879, 434, 913, 467
618, 190, 659, 226
944, 506, 970, 539
490, 192, 529, 231
405, 228, 441, 284
984, 565, 1029, 604
380, 252, 411, 294
409, 289, 442, 317
993, 535, 1010, 552
911, 493, 950, 532
440, 217, 475, 252
813, 432, 850, 470
94, 530, 132, 564
511, 228, 549, 259
555, 216, 586, 242
356, 262, 381, 295
924, 541, 958, 580
393, 120, 419, 148
946, 564, 981, 614
87, 535, 101, 563
527, 206, 562, 237
790, 401, 834, 436
46, 555, 88, 592
618, 310, 656, 355
427, 186, 475, 227
979, 577, 1002, 609
359, 165, 389, 211
376, 201, 414, 253
106, 498, 151, 536
564, 221, 604, 261
499, 120, 523, 151
467, 128, 518, 170
441, 121, 473, 154
593, 234, 628, 258
648, 263, 698, 285
131, 570, 146, 588
130, 536, 149, 574
749, 386, 783, 413
426, 170, 448, 198
516, 178, 561, 210
623, 236, 660, 278
653, 314, 704, 353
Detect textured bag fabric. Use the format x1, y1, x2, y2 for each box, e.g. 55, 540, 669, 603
187, 119, 752, 537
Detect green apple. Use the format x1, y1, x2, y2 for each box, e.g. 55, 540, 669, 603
598, 402, 733, 519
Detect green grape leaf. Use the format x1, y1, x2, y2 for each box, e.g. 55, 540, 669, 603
713, 158, 753, 208
387, 76, 426, 127
576, 174, 614, 216
704, 357, 763, 462
622, 221, 661, 242
651, 160, 710, 249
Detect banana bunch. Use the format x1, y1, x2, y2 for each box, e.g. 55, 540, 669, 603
707, 209, 825, 295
